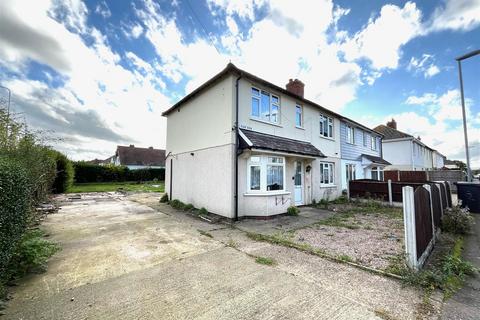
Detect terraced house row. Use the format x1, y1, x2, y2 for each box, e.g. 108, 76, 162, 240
162, 63, 393, 219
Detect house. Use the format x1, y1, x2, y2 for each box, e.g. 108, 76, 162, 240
374, 119, 443, 171
340, 121, 390, 190
162, 63, 388, 219
444, 159, 462, 170
111, 145, 165, 170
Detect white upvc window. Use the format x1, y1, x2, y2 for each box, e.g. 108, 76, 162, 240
371, 136, 377, 151
247, 155, 285, 192
346, 125, 355, 144
295, 104, 303, 127
251, 87, 280, 124
320, 114, 333, 138
363, 131, 368, 147
320, 162, 335, 186
371, 166, 384, 181
345, 164, 356, 184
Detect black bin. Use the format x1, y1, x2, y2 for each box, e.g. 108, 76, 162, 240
456, 182, 480, 213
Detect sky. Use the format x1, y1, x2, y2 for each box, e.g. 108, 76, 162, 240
0, 0, 479, 168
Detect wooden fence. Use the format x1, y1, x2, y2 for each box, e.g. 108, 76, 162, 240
384, 170, 427, 182
349, 179, 452, 205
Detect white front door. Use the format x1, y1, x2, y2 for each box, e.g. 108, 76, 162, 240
294, 161, 303, 205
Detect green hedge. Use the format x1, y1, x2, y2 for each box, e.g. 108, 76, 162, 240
73, 162, 165, 183
52, 152, 74, 193
0, 158, 31, 278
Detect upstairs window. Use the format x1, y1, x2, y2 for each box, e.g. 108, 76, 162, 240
295, 105, 303, 127
251, 87, 280, 124
371, 136, 377, 151
363, 131, 368, 147
320, 114, 333, 138
346, 125, 355, 144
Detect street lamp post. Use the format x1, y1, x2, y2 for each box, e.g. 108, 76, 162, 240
456, 49, 480, 182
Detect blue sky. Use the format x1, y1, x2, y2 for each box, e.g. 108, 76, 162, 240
0, 0, 479, 167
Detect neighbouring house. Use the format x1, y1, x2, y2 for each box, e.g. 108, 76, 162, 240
86, 156, 113, 165
444, 159, 462, 170
111, 145, 165, 170
340, 120, 390, 190
162, 63, 387, 219
374, 119, 446, 171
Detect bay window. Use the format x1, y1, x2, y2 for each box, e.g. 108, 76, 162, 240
320, 114, 333, 138
320, 162, 335, 186
251, 87, 280, 124
247, 156, 285, 192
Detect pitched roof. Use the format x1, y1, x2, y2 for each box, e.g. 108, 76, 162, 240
373, 125, 413, 140
116, 145, 165, 167
361, 154, 391, 165
240, 129, 325, 157
162, 63, 381, 136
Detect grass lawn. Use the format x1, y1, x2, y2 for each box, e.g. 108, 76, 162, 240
68, 181, 165, 193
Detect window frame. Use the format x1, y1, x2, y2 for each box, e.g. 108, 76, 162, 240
251, 86, 280, 125
346, 125, 355, 144
247, 155, 286, 193
295, 104, 303, 128
320, 162, 335, 186
363, 131, 368, 147
371, 166, 384, 181
345, 163, 356, 184
371, 135, 377, 151
320, 114, 334, 139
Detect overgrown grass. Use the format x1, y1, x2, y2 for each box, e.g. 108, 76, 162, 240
68, 181, 165, 193
255, 256, 276, 266
1, 229, 59, 297
399, 237, 477, 299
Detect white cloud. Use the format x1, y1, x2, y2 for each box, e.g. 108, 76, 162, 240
207, 0, 265, 20
428, 0, 480, 32
341, 2, 422, 70
95, 1, 111, 19
407, 54, 440, 78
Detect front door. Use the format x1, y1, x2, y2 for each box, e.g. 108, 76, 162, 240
294, 161, 303, 205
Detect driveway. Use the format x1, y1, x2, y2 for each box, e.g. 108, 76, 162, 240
4, 193, 438, 319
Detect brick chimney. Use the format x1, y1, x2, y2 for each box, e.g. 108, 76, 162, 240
286, 79, 305, 98
129, 144, 135, 148
386, 118, 397, 130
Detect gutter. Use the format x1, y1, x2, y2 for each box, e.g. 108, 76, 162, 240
234, 75, 242, 221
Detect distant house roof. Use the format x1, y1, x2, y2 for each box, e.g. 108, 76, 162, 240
373, 125, 413, 140
239, 129, 325, 157
361, 154, 391, 165
86, 156, 112, 165
162, 63, 382, 136
116, 145, 165, 167
444, 159, 457, 165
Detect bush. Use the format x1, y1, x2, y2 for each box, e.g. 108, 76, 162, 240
52, 151, 74, 193
6, 230, 59, 280
170, 199, 185, 210
442, 206, 473, 235
184, 203, 194, 211
287, 206, 300, 216
0, 158, 31, 280
198, 207, 208, 215
73, 162, 165, 183
160, 193, 169, 203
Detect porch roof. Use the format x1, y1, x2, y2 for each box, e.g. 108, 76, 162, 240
361, 154, 391, 166
239, 129, 325, 157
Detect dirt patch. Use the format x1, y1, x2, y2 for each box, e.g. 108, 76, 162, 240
293, 207, 404, 270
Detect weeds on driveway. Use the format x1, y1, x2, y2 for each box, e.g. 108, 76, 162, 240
255, 256, 276, 266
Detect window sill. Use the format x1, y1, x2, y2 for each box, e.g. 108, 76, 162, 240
244, 191, 291, 197
296, 126, 305, 130
320, 184, 337, 188
250, 117, 283, 128
319, 135, 335, 141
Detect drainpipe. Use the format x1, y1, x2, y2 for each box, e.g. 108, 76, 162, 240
234, 75, 242, 221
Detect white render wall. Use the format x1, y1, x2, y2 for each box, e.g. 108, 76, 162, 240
383, 140, 413, 170
340, 159, 365, 190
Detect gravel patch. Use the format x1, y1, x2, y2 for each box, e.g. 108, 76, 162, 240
294, 212, 404, 270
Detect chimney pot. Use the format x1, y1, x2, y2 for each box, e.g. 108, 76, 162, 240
129, 144, 134, 148
286, 79, 305, 98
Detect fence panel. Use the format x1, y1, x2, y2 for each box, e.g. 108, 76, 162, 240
438, 183, 448, 209
384, 171, 399, 182
400, 171, 427, 182
414, 187, 433, 259
444, 182, 452, 208
430, 184, 442, 229
349, 180, 389, 201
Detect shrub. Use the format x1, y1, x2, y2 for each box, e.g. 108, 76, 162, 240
73, 162, 165, 183
0, 158, 31, 280
184, 203, 194, 211
287, 206, 300, 216
51, 151, 74, 193
6, 230, 59, 280
159, 193, 169, 203
170, 199, 185, 210
198, 207, 208, 215
442, 206, 473, 235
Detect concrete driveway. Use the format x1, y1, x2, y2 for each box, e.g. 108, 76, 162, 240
4, 193, 438, 319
